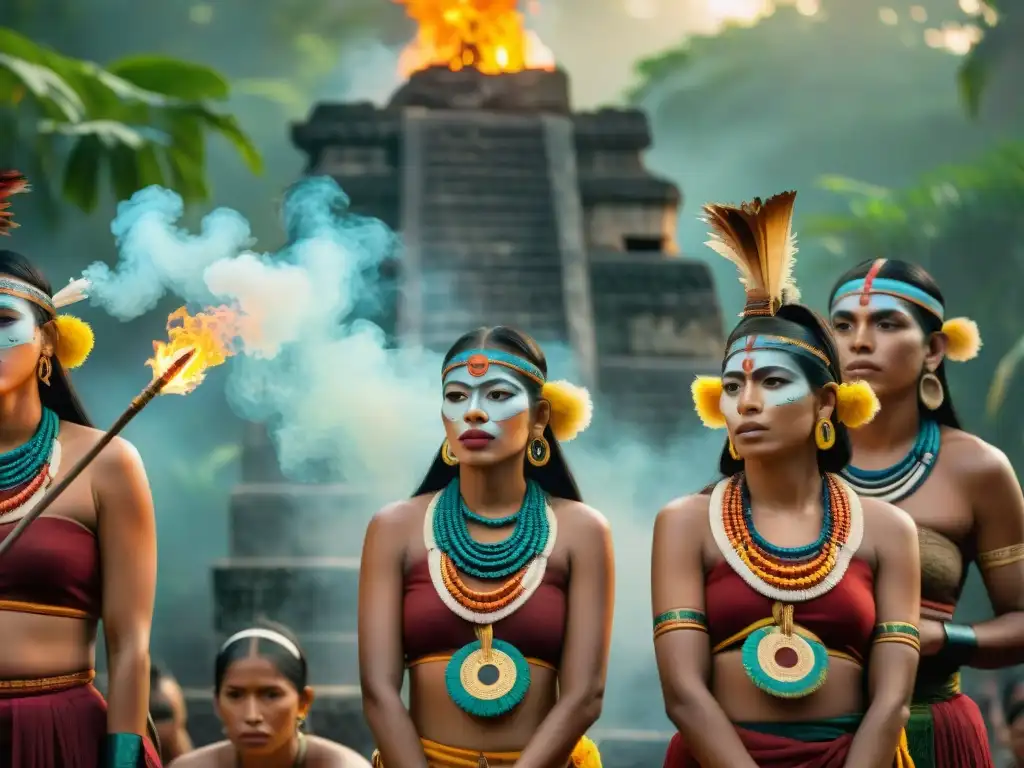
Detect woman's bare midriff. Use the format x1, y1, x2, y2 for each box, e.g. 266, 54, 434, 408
0, 611, 95, 679
409, 660, 559, 762
712, 652, 865, 722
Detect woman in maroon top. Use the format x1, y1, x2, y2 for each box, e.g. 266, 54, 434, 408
0, 177, 160, 767
358, 326, 612, 768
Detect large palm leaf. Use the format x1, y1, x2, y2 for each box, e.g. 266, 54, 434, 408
0, 27, 262, 212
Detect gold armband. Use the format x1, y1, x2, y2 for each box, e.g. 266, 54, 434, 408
977, 543, 1024, 571
873, 622, 921, 652
653, 608, 708, 640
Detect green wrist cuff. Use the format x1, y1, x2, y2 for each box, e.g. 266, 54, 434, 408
940, 622, 977, 669
103, 733, 144, 768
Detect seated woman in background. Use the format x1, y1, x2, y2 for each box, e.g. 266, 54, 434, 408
150, 663, 193, 763
169, 623, 369, 768
653, 191, 922, 767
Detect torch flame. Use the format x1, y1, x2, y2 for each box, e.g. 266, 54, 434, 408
146, 306, 241, 396
395, 0, 555, 78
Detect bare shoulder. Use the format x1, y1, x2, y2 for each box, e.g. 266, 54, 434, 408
306, 735, 373, 767
860, 496, 917, 549
656, 492, 712, 537
167, 740, 231, 767
943, 428, 1015, 487
366, 494, 431, 535
550, 497, 610, 536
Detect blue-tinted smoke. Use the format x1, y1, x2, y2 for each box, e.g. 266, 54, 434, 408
84, 176, 719, 731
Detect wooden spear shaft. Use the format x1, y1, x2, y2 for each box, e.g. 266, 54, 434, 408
0, 347, 196, 560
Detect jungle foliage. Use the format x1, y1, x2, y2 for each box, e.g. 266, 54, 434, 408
0, 27, 262, 212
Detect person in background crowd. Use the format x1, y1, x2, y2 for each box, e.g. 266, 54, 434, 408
169, 622, 368, 768
151, 664, 193, 763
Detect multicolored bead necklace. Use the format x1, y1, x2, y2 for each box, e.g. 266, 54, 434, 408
710, 473, 864, 700
424, 478, 557, 718
432, 478, 549, 579
0, 408, 62, 521
841, 419, 940, 503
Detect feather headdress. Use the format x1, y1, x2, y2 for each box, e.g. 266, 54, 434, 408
702, 190, 799, 316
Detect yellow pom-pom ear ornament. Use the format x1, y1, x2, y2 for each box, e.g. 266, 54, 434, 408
833, 380, 880, 429
942, 317, 982, 362
541, 380, 593, 442
53, 315, 94, 369
692, 376, 726, 428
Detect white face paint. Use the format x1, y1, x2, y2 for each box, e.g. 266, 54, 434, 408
0, 295, 39, 352
831, 292, 915, 320
721, 349, 813, 410
442, 366, 533, 438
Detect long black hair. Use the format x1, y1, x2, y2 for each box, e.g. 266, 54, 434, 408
214, 620, 308, 695
412, 325, 583, 502
828, 259, 960, 429
718, 304, 853, 477
0, 249, 92, 427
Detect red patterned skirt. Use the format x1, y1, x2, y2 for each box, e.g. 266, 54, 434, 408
0, 671, 161, 767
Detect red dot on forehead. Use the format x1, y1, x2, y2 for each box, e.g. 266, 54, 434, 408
466, 354, 489, 377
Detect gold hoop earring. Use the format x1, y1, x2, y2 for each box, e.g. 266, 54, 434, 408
440, 439, 459, 466
37, 355, 52, 386
728, 438, 741, 461
918, 372, 944, 411
527, 436, 550, 467
815, 418, 836, 450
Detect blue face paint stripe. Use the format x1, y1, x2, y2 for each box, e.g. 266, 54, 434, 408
831, 277, 944, 320
725, 336, 831, 368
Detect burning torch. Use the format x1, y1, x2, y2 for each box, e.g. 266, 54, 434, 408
0, 301, 240, 559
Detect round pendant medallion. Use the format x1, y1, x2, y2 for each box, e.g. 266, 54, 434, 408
741, 626, 828, 699
445, 637, 531, 717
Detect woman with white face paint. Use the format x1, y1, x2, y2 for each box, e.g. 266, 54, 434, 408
829, 258, 1017, 768
0, 239, 161, 764
358, 326, 612, 768
653, 191, 923, 768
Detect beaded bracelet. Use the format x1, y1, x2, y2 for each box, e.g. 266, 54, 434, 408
653, 609, 708, 640
873, 621, 921, 652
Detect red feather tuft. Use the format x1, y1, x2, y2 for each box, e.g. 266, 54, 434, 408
0, 171, 30, 236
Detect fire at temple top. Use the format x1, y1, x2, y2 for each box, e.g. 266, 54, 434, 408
395, 0, 555, 77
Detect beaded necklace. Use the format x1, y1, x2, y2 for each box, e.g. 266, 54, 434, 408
432, 478, 549, 579
424, 478, 557, 718
840, 419, 940, 503
0, 408, 62, 522
710, 473, 864, 699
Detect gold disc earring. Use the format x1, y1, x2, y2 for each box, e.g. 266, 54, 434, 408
815, 418, 836, 450
441, 439, 459, 466
918, 372, 944, 411
527, 436, 550, 467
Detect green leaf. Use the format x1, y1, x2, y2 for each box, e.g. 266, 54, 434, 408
816, 175, 891, 198
193, 110, 263, 174
987, 334, 1024, 417
957, 43, 990, 118
106, 54, 230, 101
61, 134, 103, 212
166, 146, 209, 203
0, 52, 84, 121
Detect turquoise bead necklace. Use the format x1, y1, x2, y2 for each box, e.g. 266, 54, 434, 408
841, 419, 940, 503
432, 478, 549, 579
742, 475, 832, 561
462, 507, 519, 528
0, 407, 58, 491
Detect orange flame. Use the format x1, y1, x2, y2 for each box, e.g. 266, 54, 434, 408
146, 306, 241, 395
395, 0, 555, 78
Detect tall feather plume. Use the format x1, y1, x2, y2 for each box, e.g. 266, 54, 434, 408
702, 190, 799, 316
